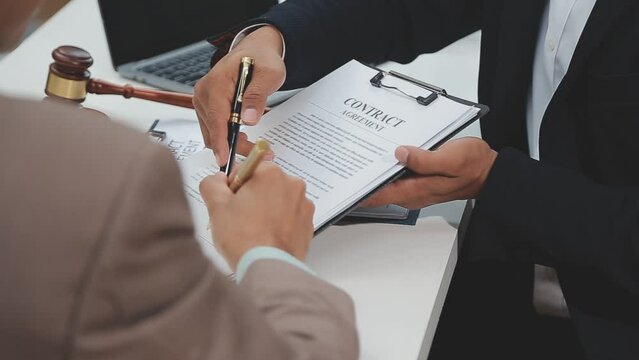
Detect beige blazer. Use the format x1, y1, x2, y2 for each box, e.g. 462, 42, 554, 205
0, 96, 358, 359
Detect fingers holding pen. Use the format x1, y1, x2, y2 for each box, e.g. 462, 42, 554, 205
195, 91, 272, 161
200, 173, 233, 211
239, 63, 285, 125
194, 68, 234, 166
194, 25, 286, 167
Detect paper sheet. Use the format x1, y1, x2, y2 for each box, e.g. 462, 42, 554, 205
154, 119, 206, 161
242, 60, 478, 229
180, 60, 479, 253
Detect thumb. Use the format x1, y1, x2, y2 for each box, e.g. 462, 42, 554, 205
240, 83, 272, 126
240, 64, 285, 125
395, 146, 449, 176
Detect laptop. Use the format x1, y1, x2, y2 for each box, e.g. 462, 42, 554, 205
97, 0, 277, 94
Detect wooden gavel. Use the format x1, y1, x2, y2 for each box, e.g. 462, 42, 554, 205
45, 46, 195, 109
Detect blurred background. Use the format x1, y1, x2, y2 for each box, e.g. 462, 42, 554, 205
37, 0, 70, 22
0, 0, 68, 59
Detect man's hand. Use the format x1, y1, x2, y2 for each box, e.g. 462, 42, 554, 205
193, 26, 285, 166
199, 162, 315, 270
362, 137, 498, 209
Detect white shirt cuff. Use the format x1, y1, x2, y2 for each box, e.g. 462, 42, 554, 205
229, 23, 286, 59
235, 246, 315, 283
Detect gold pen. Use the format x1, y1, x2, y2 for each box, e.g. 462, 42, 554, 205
208, 139, 272, 230
221, 56, 255, 176
229, 139, 271, 192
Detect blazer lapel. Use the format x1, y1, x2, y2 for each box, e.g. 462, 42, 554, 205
493, 0, 546, 90
483, 0, 546, 151
537, 0, 635, 166
553, 0, 635, 96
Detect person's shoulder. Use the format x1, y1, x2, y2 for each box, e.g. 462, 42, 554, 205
0, 96, 153, 161
0, 95, 179, 222
0, 94, 182, 270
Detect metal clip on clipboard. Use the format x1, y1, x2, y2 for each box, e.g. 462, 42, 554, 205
370, 70, 447, 107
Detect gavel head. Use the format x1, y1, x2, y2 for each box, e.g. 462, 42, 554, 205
45, 46, 94, 103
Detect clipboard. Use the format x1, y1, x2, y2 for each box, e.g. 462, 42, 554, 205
315, 64, 489, 235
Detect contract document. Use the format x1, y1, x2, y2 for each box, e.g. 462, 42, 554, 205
181, 60, 486, 259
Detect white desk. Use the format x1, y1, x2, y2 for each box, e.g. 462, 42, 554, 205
0, 1, 481, 358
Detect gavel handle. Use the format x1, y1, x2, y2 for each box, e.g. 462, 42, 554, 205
88, 79, 195, 109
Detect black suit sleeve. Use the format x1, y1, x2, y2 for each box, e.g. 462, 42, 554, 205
260, 0, 482, 89
467, 148, 639, 319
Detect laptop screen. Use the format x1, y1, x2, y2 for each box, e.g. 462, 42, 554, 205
98, 0, 277, 67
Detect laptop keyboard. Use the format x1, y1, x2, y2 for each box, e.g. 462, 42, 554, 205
139, 46, 217, 87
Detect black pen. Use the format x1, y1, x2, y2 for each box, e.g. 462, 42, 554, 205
221, 56, 255, 176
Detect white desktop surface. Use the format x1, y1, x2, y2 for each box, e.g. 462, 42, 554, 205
0, 1, 481, 359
